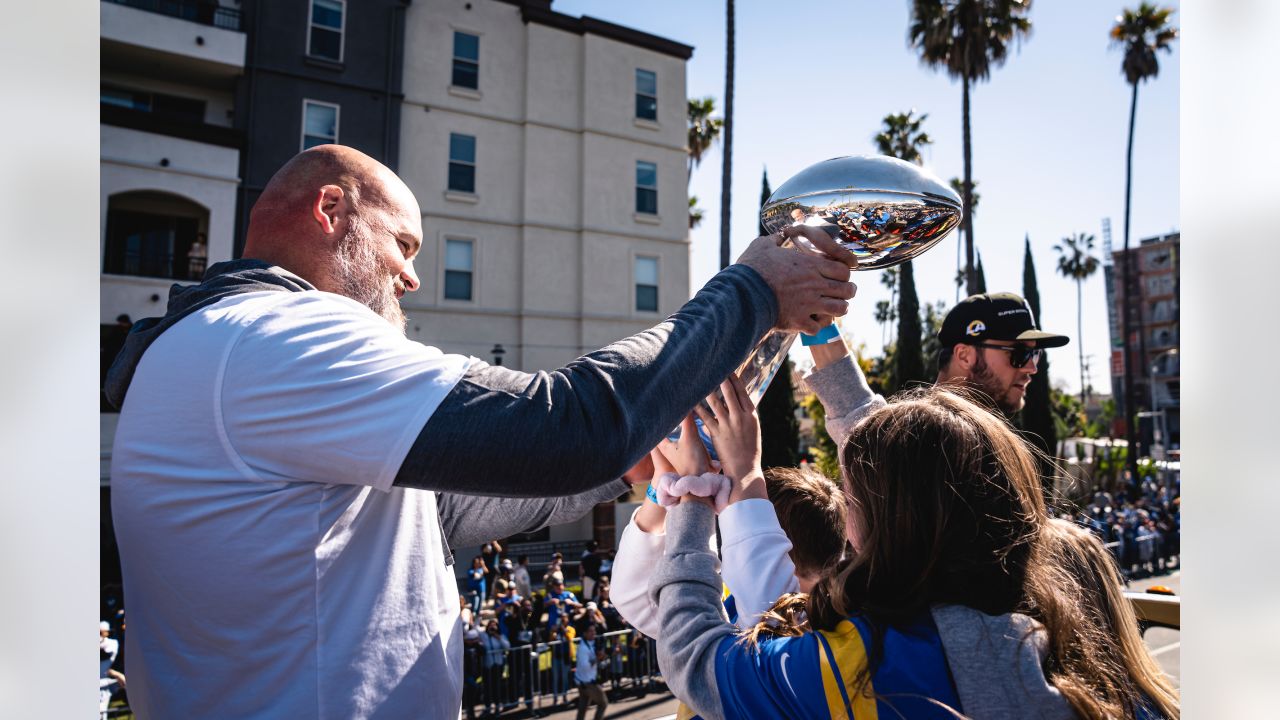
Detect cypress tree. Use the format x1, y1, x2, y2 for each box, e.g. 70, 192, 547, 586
758, 359, 801, 468
893, 261, 927, 393
975, 250, 988, 294
758, 168, 771, 236
1020, 235, 1058, 461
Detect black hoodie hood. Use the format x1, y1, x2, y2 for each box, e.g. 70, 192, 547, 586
103, 259, 315, 409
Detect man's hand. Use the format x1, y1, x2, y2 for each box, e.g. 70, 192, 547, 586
736, 225, 857, 335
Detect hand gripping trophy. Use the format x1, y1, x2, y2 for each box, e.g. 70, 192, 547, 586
740, 155, 964, 402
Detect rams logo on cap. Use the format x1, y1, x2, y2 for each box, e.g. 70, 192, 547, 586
966, 320, 986, 337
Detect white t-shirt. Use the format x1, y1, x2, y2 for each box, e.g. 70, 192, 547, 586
111, 291, 474, 719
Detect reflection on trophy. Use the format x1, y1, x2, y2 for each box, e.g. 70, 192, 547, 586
737, 155, 963, 403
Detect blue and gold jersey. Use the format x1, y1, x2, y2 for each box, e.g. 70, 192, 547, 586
711, 613, 961, 720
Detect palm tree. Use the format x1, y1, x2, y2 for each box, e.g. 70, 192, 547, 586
686, 97, 723, 181
873, 110, 932, 164
719, 0, 736, 270
689, 196, 704, 229
949, 177, 979, 301
910, 0, 1032, 294
1111, 3, 1176, 474
1055, 232, 1100, 406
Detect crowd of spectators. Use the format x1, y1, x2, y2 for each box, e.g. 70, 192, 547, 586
457, 541, 652, 718
1069, 468, 1181, 580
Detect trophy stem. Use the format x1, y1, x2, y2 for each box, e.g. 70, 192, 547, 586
737, 328, 798, 405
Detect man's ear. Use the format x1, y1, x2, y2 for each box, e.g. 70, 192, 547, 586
311, 185, 346, 234
952, 343, 975, 371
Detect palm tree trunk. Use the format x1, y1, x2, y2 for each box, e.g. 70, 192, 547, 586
1078, 277, 1086, 407
718, 0, 735, 270
1122, 80, 1139, 476
961, 75, 976, 295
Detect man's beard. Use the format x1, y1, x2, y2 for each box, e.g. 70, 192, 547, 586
970, 352, 1022, 415
333, 217, 407, 333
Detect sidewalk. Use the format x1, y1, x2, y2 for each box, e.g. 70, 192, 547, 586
468, 685, 681, 720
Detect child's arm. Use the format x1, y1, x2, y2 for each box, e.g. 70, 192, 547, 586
697, 374, 798, 628
806, 335, 886, 447
609, 449, 675, 638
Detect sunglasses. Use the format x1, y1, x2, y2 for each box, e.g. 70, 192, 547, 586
972, 343, 1042, 368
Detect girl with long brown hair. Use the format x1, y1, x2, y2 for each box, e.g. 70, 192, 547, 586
649, 385, 1174, 719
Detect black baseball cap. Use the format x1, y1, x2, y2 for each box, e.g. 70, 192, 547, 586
938, 292, 1070, 348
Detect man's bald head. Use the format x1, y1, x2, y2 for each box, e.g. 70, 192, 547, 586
244, 145, 423, 329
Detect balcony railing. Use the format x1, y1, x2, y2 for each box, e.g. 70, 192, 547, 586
105, 0, 242, 32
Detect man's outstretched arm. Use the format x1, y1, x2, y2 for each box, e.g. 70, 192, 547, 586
396, 230, 855, 497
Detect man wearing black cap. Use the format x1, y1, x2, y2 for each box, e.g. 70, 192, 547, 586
936, 292, 1070, 414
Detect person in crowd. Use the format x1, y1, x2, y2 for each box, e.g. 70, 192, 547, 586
580, 540, 603, 602
99, 621, 126, 720
479, 619, 510, 715
544, 576, 581, 632
482, 540, 503, 600
578, 601, 609, 637
652, 385, 1157, 720
507, 598, 538, 712
461, 627, 484, 720
573, 623, 609, 720
544, 552, 566, 588
467, 555, 488, 615
547, 616, 575, 707
513, 555, 533, 599
105, 143, 858, 718
494, 558, 514, 600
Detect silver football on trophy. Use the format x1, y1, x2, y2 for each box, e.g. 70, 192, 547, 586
737, 155, 963, 403
760, 154, 962, 268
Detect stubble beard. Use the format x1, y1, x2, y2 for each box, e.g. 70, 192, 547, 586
333, 216, 407, 334
971, 352, 1023, 415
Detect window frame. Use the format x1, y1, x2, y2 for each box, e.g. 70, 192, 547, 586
448, 132, 477, 194
442, 237, 476, 302
634, 254, 660, 313
634, 68, 658, 121
635, 160, 658, 215
301, 99, 341, 151
306, 0, 346, 63
451, 30, 481, 90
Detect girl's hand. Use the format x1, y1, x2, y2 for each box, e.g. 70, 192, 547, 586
695, 374, 762, 484
657, 413, 711, 477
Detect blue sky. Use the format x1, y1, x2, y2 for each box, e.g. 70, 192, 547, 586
555, 0, 1180, 395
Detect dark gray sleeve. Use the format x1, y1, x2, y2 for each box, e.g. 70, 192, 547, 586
395, 264, 777, 496
436, 480, 630, 549
648, 501, 734, 720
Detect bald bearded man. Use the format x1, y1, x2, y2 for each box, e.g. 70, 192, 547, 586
104, 145, 856, 719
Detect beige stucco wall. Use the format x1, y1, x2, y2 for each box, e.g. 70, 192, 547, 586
100, 125, 240, 324
400, 0, 690, 373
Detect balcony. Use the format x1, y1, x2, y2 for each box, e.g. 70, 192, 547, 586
102, 0, 246, 81
105, 0, 241, 31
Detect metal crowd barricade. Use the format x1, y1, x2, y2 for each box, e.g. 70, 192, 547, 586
462, 629, 663, 717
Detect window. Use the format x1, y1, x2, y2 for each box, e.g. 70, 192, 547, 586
308, 0, 345, 61
101, 86, 206, 123
452, 31, 480, 89
635, 69, 657, 120
302, 100, 339, 150
448, 133, 476, 193
635, 256, 659, 312
635, 161, 658, 215
444, 239, 474, 301
104, 210, 201, 280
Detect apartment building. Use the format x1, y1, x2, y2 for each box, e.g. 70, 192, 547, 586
1111, 231, 1180, 449
398, 0, 693, 552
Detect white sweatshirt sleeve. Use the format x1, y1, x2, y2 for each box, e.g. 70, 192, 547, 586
718, 499, 800, 629
610, 508, 668, 639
